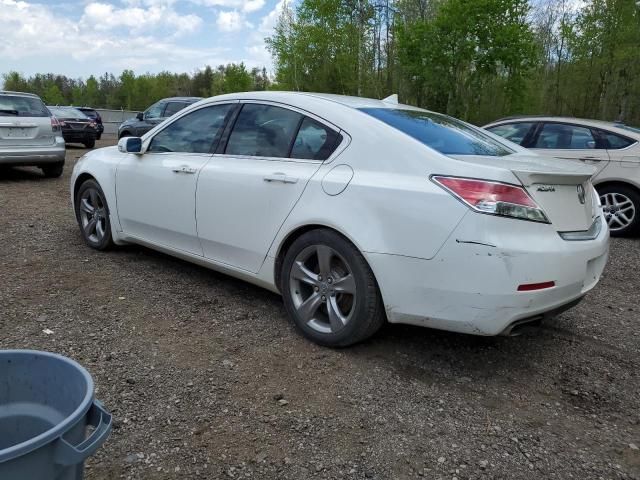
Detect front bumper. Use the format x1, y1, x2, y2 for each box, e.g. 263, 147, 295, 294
367, 213, 609, 336
0, 137, 66, 166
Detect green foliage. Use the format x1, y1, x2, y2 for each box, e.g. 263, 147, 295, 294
1, 63, 272, 110
268, 0, 640, 125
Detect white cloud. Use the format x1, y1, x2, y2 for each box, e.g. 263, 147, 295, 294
194, 0, 265, 13
242, 0, 286, 68
81, 2, 202, 37
216, 10, 252, 32
0, 0, 226, 74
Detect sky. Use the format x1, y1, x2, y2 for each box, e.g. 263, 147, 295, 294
0, 0, 287, 79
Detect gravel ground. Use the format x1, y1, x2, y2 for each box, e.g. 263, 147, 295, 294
1, 136, 639, 480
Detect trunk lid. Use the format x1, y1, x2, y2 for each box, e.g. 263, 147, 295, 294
450, 153, 597, 232
0, 115, 56, 147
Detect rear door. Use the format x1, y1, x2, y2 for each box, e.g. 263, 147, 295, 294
196, 102, 342, 273
0, 94, 54, 147
529, 122, 610, 176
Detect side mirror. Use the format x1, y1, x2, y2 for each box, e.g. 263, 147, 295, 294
136, 112, 144, 121
118, 137, 143, 154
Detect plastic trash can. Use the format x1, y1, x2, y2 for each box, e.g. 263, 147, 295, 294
0, 350, 112, 480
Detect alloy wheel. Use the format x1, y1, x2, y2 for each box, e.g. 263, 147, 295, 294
79, 187, 107, 243
600, 192, 635, 232
289, 245, 357, 334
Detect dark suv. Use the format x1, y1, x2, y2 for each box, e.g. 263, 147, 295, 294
118, 97, 201, 139
76, 107, 104, 140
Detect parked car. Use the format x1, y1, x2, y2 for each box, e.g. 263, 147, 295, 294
48, 106, 98, 149
117, 97, 201, 139
71, 92, 608, 347
0, 90, 66, 177
76, 107, 104, 140
484, 116, 640, 236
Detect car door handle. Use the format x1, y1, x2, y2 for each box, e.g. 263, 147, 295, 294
172, 165, 198, 174
263, 173, 298, 184
579, 157, 602, 162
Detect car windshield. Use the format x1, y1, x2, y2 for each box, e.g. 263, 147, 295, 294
360, 108, 514, 157
0, 94, 50, 117
49, 107, 88, 119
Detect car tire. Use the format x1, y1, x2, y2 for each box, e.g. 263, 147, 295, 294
75, 179, 113, 250
96, 133, 102, 141
41, 162, 64, 178
83, 139, 96, 149
281, 229, 386, 347
598, 184, 640, 237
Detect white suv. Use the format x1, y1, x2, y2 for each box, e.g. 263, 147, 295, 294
484, 116, 640, 236
0, 91, 66, 177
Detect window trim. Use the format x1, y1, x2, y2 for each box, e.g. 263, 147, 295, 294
215, 100, 344, 163
525, 121, 606, 150
142, 101, 239, 155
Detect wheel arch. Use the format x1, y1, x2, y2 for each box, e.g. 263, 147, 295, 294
273, 223, 369, 292
73, 172, 97, 212
593, 179, 640, 195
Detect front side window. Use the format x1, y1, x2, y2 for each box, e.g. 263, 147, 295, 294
225, 104, 302, 158
0, 95, 49, 117
486, 122, 535, 146
148, 104, 233, 154
163, 102, 188, 118
533, 123, 597, 149
291, 117, 341, 160
360, 108, 513, 157
145, 101, 164, 120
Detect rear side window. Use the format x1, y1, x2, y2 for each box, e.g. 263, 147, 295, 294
163, 102, 188, 117
291, 117, 341, 160
226, 104, 302, 158
0, 94, 49, 117
533, 124, 597, 149
148, 104, 233, 154
486, 122, 535, 145
603, 131, 635, 149
360, 108, 513, 157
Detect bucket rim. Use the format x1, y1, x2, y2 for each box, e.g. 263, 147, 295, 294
0, 350, 95, 463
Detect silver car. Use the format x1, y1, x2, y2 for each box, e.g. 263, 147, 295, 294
0, 91, 66, 177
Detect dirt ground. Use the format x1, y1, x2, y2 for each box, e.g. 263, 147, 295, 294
1, 136, 639, 479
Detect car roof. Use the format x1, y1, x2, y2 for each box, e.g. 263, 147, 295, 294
203, 91, 425, 112
0, 90, 41, 98
485, 115, 640, 138
163, 97, 202, 102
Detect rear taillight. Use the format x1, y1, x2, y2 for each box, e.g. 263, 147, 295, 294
432, 176, 549, 223
89, 121, 97, 128
51, 116, 61, 132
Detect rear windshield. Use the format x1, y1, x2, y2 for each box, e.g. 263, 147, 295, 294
619, 124, 640, 134
79, 108, 98, 117
49, 107, 88, 119
360, 108, 513, 157
0, 94, 50, 117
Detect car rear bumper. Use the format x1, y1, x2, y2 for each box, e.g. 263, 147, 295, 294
0, 138, 66, 166
367, 213, 609, 336
62, 131, 96, 143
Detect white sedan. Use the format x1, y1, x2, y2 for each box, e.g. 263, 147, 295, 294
70, 92, 609, 347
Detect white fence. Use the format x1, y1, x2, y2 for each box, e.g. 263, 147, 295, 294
95, 108, 140, 135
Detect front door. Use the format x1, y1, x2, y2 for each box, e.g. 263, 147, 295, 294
116, 103, 234, 255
